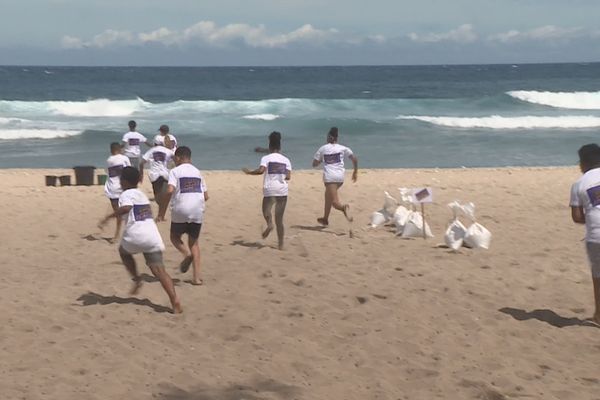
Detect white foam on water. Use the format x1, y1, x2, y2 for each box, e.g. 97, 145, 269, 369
47, 98, 149, 117
242, 114, 280, 121
0, 129, 82, 140
508, 90, 600, 110
398, 115, 600, 129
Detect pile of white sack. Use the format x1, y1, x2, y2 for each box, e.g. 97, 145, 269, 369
444, 201, 492, 250
369, 190, 433, 238
369, 192, 492, 249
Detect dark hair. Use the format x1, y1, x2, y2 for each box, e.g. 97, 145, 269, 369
128, 120, 136, 129
327, 127, 338, 143
121, 166, 140, 185
110, 142, 121, 152
579, 143, 600, 171
159, 124, 169, 133
269, 131, 281, 151
175, 146, 192, 159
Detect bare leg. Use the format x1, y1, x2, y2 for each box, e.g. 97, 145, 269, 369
148, 265, 182, 314
189, 236, 202, 285
274, 197, 287, 250
171, 231, 192, 272
110, 199, 121, 241
119, 248, 142, 294
318, 184, 334, 226
262, 197, 275, 238
593, 277, 600, 324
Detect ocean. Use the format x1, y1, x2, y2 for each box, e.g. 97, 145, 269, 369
1, 63, 600, 169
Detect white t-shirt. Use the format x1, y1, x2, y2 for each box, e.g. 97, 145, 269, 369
122, 131, 147, 158
142, 146, 174, 182
153, 133, 177, 148
260, 153, 291, 197
168, 163, 207, 224
119, 189, 165, 254
104, 154, 131, 199
570, 168, 600, 243
313, 143, 354, 183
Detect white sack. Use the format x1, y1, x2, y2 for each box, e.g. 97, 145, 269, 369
401, 211, 434, 238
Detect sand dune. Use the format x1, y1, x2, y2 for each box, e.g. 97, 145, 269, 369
0, 167, 598, 400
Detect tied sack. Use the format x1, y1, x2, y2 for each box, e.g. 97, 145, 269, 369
370, 211, 387, 228
462, 202, 492, 250
392, 205, 411, 235
444, 201, 467, 250
401, 211, 434, 238
383, 191, 399, 218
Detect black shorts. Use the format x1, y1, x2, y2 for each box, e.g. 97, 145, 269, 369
151, 177, 168, 198
171, 222, 202, 239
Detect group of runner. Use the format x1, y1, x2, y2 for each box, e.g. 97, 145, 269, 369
99, 122, 358, 314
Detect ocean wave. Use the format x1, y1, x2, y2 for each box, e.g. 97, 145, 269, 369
0, 117, 29, 124
398, 115, 600, 129
242, 114, 280, 121
507, 90, 600, 110
0, 98, 149, 117
0, 129, 82, 140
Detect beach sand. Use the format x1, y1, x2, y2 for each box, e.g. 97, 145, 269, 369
1, 167, 598, 400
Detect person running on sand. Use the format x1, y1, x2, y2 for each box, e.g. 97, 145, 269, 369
103, 142, 131, 241
153, 124, 177, 149
157, 146, 208, 286
139, 141, 175, 206
243, 131, 291, 250
122, 120, 150, 170
99, 167, 182, 314
312, 127, 358, 226
570, 143, 600, 324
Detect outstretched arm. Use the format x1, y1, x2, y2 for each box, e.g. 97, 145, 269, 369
242, 166, 266, 175
99, 205, 131, 228
349, 154, 358, 182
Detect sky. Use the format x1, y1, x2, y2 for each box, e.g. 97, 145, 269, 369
1, 0, 600, 66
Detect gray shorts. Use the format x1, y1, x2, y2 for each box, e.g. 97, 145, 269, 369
585, 242, 600, 278
119, 246, 164, 268
128, 157, 140, 170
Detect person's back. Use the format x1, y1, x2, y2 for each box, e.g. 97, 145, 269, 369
571, 167, 600, 241
315, 142, 353, 183
121, 120, 147, 167
261, 152, 292, 197
120, 188, 165, 254
168, 162, 207, 224
142, 145, 174, 183
105, 153, 131, 200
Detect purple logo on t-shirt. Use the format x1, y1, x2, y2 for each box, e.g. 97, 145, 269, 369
128, 138, 140, 146
108, 165, 123, 178
323, 153, 342, 164
153, 151, 166, 162
267, 162, 287, 174
587, 185, 600, 207
179, 177, 202, 193
133, 204, 153, 221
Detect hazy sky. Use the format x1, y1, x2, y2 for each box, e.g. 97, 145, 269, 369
1, 0, 600, 66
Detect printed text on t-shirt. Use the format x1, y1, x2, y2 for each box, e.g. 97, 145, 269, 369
128, 138, 140, 146
587, 185, 600, 207
108, 165, 123, 178
179, 177, 202, 193
153, 152, 166, 162
323, 153, 342, 164
133, 204, 153, 221
267, 162, 287, 174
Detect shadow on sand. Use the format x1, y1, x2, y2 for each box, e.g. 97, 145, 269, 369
155, 379, 300, 400
499, 307, 599, 329
76, 292, 172, 314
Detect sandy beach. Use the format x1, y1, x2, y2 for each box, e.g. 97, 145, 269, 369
1, 167, 598, 400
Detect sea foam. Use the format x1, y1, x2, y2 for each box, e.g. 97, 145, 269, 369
507, 90, 600, 110
0, 129, 83, 140
398, 115, 600, 129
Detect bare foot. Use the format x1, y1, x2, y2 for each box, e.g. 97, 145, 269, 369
130, 278, 143, 295
262, 224, 273, 239
191, 279, 203, 286
179, 255, 193, 273
278, 243, 284, 251
593, 313, 600, 325
317, 217, 329, 226
342, 204, 353, 222
172, 301, 183, 314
